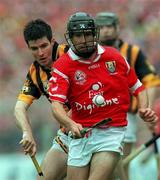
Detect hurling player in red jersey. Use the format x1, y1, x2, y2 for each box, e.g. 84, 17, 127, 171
49, 12, 158, 180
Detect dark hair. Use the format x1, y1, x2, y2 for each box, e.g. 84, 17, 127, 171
23, 19, 53, 45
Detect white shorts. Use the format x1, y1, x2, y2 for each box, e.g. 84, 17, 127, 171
51, 129, 69, 153
124, 113, 138, 143
68, 126, 126, 167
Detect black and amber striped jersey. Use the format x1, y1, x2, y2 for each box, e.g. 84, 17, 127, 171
17, 42, 69, 105
117, 39, 160, 112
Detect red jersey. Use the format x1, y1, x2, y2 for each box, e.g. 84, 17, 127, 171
49, 45, 145, 127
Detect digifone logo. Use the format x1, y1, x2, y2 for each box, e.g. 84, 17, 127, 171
75, 97, 119, 114
74, 81, 119, 114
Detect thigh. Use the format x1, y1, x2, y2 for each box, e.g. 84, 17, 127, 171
123, 113, 137, 158
89, 151, 120, 180
124, 113, 138, 143
38, 148, 67, 180
123, 142, 134, 158
67, 165, 89, 180
68, 136, 92, 167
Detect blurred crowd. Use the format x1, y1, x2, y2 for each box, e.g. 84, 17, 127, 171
0, 0, 160, 153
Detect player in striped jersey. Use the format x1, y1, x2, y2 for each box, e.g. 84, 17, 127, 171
95, 12, 160, 179
14, 19, 69, 180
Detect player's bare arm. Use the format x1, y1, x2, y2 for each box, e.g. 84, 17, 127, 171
51, 101, 83, 138
14, 100, 36, 156
137, 89, 158, 130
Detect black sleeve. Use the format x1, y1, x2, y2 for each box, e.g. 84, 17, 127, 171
134, 50, 156, 81
21, 72, 41, 99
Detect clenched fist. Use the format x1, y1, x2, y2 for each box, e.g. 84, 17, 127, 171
138, 108, 158, 131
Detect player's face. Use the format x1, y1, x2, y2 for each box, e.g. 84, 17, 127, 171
28, 36, 54, 69
71, 30, 95, 53
99, 25, 117, 43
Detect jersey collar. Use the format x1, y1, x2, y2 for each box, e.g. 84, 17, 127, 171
68, 44, 105, 63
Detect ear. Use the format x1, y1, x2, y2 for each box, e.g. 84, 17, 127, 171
51, 38, 55, 45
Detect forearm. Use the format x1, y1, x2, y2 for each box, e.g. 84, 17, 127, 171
147, 87, 159, 108
14, 101, 37, 156
137, 89, 158, 131
14, 101, 32, 133
51, 101, 83, 138
51, 101, 75, 129
137, 89, 149, 109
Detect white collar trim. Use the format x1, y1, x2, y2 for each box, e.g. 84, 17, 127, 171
67, 44, 105, 62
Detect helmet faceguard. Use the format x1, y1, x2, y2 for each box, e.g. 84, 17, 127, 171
65, 12, 99, 58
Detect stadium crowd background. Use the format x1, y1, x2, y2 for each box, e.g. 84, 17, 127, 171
0, 0, 160, 179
